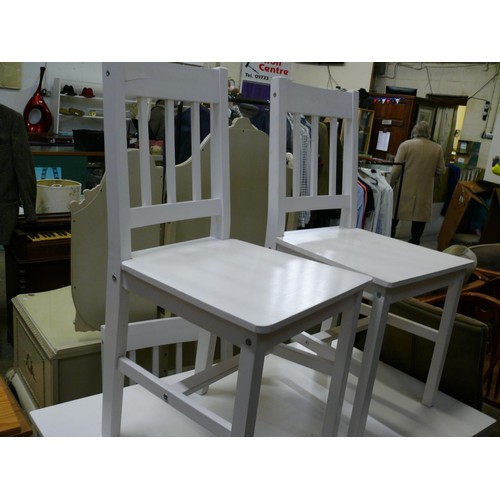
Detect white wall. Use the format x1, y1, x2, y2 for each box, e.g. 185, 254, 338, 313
0, 62, 374, 120
291, 63, 373, 91
0, 62, 102, 117
372, 62, 500, 169
6, 62, 495, 167
220, 62, 373, 91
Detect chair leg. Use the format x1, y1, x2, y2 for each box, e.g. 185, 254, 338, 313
101, 285, 129, 437
422, 274, 462, 407
194, 329, 217, 395
322, 291, 363, 436
220, 339, 234, 361
230, 337, 266, 436
320, 316, 334, 331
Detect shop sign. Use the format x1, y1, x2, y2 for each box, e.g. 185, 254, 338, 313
241, 62, 291, 84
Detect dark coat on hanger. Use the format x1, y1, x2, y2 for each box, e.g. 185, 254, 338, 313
0, 104, 37, 245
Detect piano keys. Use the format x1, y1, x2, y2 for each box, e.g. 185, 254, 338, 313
26, 230, 71, 243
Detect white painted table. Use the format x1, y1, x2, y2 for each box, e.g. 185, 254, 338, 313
30, 346, 495, 437
276, 227, 474, 436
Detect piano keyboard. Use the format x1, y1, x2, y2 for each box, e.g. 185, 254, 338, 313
26, 230, 71, 242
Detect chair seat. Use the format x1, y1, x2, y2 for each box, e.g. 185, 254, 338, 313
278, 227, 473, 289
124, 237, 371, 334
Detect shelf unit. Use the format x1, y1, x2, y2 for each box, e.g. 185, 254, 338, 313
52, 78, 104, 135
52, 78, 137, 136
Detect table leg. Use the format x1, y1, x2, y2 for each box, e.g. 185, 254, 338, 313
322, 291, 363, 436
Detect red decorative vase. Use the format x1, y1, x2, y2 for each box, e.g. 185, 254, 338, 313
23, 66, 53, 133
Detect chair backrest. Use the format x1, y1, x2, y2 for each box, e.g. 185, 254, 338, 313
102, 62, 230, 263
265, 77, 359, 248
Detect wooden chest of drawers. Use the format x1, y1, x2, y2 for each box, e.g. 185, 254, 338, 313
12, 286, 102, 408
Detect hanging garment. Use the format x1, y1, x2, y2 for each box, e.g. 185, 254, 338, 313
298, 118, 311, 227
0, 104, 37, 245
149, 104, 211, 164
357, 177, 375, 230
359, 168, 393, 236
357, 182, 365, 229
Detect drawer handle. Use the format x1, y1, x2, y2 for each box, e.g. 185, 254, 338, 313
24, 353, 36, 381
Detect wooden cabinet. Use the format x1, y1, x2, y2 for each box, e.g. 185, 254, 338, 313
12, 287, 102, 408
438, 181, 500, 250
12, 286, 176, 410
368, 93, 436, 160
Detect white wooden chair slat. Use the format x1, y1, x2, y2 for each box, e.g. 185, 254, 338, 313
165, 99, 176, 204
328, 118, 338, 196
124, 63, 222, 103
292, 113, 301, 197
129, 199, 222, 228
137, 97, 152, 207
310, 115, 319, 196
190, 103, 202, 201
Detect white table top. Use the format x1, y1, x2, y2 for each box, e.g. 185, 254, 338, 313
30, 346, 495, 437
279, 227, 473, 289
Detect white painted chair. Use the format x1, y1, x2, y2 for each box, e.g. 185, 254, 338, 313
101, 62, 371, 436
265, 77, 474, 436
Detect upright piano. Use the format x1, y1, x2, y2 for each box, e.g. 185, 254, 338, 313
4, 213, 71, 343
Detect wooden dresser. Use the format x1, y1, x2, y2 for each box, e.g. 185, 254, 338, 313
367, 93, 437, 160
12, 287, 102, 409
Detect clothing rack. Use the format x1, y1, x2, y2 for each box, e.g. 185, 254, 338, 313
358, 159, 406, 222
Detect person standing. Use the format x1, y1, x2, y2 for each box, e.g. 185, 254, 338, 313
0, 104, 37, 246
390, 120, 445, 245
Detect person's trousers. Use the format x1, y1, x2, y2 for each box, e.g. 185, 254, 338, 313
391, 219, 426, 245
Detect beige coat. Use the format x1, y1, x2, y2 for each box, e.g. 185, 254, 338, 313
391, 137, 445, 222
